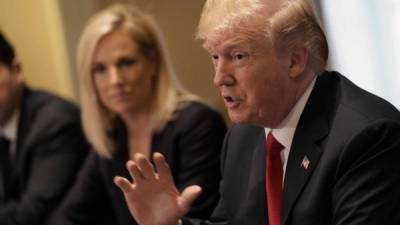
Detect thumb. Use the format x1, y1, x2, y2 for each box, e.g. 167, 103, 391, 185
179, 185, 202, 211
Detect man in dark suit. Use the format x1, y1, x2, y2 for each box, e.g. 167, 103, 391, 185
114, 0, 400, 225
0, 31, 88, 225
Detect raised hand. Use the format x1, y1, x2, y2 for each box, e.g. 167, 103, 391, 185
114, 152, 202, 225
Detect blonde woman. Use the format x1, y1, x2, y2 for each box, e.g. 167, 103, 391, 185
48, 4, 226, 225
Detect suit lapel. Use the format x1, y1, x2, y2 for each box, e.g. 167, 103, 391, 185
282, 73, 336, 225
244, 131, 268, 225
282, 131, 323, 224
0, 87, 31, 200
0, 145, 5, 201
6, 87, 31, 194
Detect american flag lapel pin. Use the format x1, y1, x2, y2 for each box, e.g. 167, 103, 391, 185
301, 155, 310, 170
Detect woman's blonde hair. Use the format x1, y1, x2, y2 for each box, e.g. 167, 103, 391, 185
78, 4, 198, 158
197, 0, 328, 73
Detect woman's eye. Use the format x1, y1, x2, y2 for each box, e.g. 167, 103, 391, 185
118, 57, 137, 68
92, 64, 107, 75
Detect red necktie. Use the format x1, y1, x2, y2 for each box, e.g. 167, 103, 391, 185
266, 132, 284, 225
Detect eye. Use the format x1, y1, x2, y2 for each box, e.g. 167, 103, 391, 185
232, 52, 247, 60
231, 52, 249, 65
210, 54, 219, 65
92, 64, 107, 76
117, 57, 137, 69
234, 54, 244, 60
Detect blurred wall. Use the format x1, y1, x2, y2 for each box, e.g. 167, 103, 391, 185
144, 1, 222, 110
0, 0, 76, 101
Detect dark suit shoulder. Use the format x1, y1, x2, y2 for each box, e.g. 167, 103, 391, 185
23, 88, 79, 117
172, 101, 226, 132
21, 88, 80, 128
18, 87, 83, 149
330, 71, 400, 123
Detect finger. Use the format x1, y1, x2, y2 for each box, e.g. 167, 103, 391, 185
153, 152, 174, 184
114, 176, 134, 193
135, 153, 156, 180
180, 185, 202, 211
126, 160, 144, 184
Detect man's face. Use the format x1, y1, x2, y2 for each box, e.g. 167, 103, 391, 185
0, 62, 23, 124
206, 34, 302, 127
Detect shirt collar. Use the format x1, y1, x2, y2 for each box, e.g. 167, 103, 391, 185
265, 77, 317, 149
0, 108, 20, 142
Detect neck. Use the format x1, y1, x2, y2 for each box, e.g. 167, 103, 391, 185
121, 111, 152, 135
121, 112, 153, 160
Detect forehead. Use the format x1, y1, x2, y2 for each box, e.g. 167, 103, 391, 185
204, 32, 270, 54
97, 28, 136, 48
94, 28, 140, 59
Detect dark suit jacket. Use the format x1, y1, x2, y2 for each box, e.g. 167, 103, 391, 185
0, 87, 88, 225
48, 101, 227, 225
184, 71, 400, 225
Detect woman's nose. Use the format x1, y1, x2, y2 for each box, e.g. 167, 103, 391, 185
109, 67, 123, 85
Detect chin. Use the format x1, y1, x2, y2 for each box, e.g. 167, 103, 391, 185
230, 111, 269, 127
228, 112, 251, 124
109, 106, 129, 115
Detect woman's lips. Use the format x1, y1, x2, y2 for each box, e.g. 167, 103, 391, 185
110, 92, 129, 102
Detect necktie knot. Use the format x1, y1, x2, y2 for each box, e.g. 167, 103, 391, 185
266, 132, 284, 155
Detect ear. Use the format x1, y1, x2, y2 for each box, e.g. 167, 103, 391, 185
288, 46, 308, 78
10, 59, 25, 83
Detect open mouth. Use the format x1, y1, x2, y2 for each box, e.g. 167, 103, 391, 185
224, 96, 234, 103
223, 95, 240, 109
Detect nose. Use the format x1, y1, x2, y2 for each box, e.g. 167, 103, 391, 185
109, 67, 123, 85
213, 58, 235, 87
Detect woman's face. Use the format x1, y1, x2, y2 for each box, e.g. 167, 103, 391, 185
92, 28, 156, 118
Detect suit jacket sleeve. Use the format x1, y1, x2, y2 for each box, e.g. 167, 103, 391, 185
0, 104, 88, 225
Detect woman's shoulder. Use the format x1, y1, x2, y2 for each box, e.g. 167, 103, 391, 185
172, 100, 226, 130
177, 101, 221, 119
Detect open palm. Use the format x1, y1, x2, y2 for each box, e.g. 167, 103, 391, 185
114, 153, 202, 225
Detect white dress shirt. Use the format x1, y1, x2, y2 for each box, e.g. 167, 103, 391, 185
0, 108, 20, 161
265, 77, 316, 184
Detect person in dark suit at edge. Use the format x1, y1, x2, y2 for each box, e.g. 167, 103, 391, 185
114, 0, 400, 225
0, 31, 88, 225
47, 4, 226, 225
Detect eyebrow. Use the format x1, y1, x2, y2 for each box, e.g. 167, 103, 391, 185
205, 38, 253, 54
